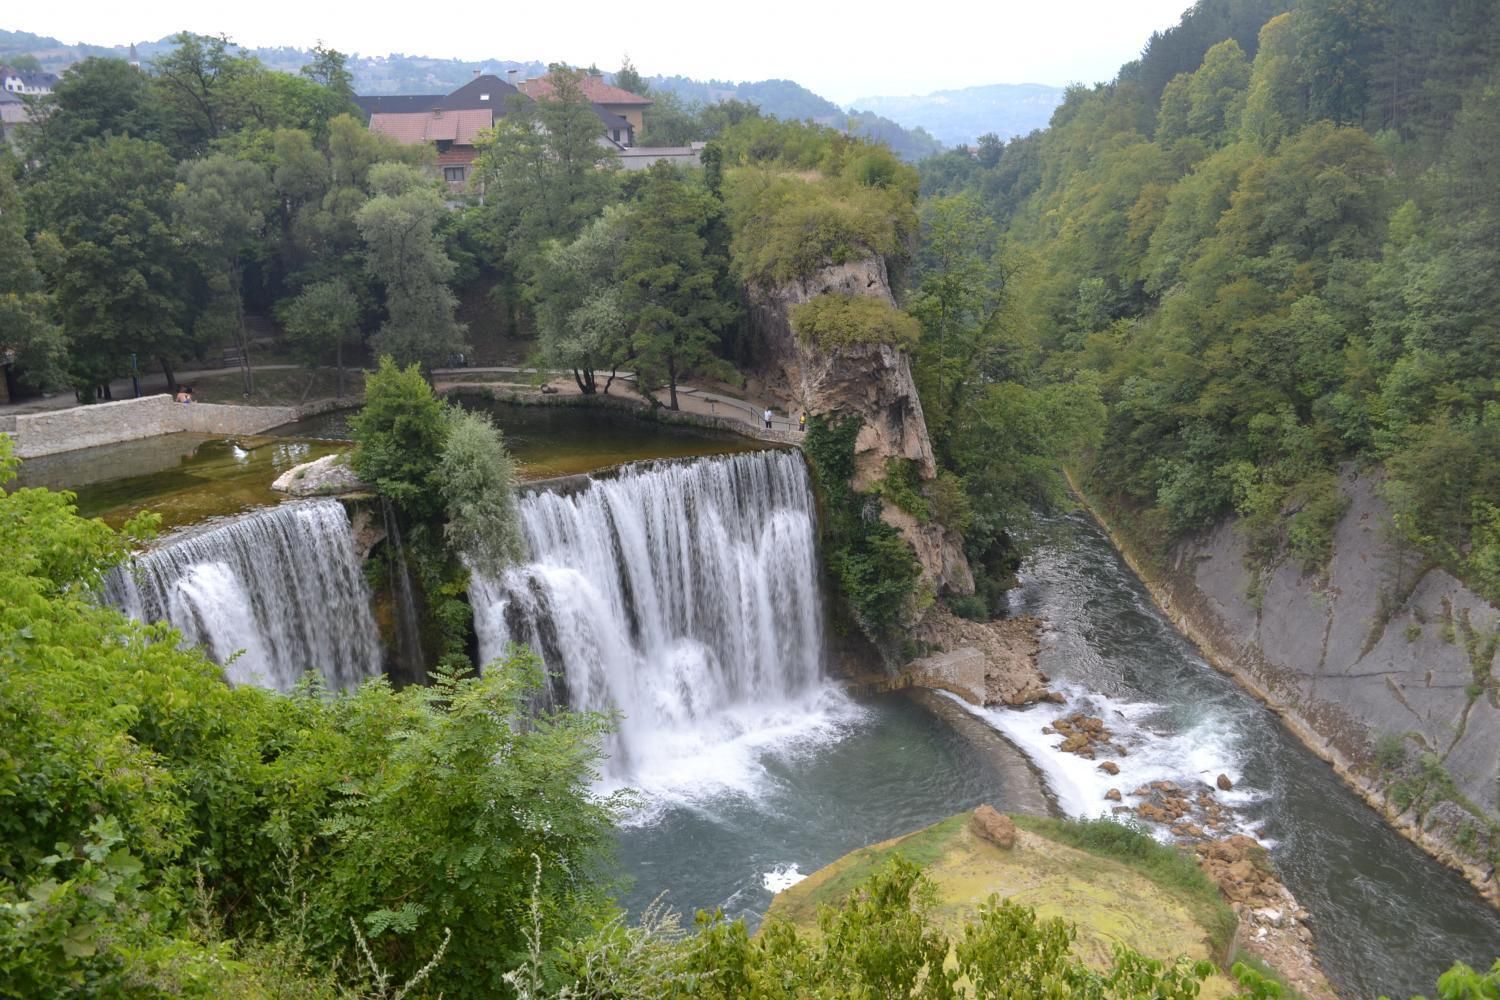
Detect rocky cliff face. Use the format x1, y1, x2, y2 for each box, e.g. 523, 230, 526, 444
747, 257, 973, 595
1091, 468, 1499, 902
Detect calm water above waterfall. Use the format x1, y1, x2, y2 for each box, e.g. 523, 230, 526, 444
104, 499, 381, 692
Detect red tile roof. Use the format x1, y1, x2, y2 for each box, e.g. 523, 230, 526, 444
520, 75, 652, 106
369, 108, 494, 145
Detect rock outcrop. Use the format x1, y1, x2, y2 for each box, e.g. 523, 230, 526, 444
748, 257, 973, 595
902, 608, 1052, 707
271, 454, 366, 497
1080, 467, 1500, 903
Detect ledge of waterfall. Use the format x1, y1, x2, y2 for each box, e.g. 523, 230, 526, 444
271, 453, 367, 498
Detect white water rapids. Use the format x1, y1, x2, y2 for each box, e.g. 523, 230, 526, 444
104, 499, 382, 691
470, 450, 862, 811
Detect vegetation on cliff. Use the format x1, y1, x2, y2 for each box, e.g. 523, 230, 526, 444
921, 0, 1500, 603
791, 292, 921, 350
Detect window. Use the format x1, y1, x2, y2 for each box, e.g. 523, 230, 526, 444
612, 129, 621, 142
443, 166, 466, 183
479, 93, 490, 101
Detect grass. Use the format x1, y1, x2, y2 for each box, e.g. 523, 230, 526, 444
787, 814, 966, 918
1011, 815, 1237, 959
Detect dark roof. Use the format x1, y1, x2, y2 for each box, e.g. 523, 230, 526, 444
595, 106, 632, 131
0, 67, 58, 89
354, 75, 527, 121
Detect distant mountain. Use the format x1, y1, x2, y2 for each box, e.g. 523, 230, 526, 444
649, 75, 943, 161
852, 83, 1066, 147
0, 29, 945, 160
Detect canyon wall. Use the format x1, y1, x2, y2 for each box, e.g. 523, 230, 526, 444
1087, 467, 1500, 902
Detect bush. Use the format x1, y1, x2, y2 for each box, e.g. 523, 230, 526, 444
350, 357, 450, 519
0, 440, 621, 996
791, 293, 921, 351
436, 408, 526, 575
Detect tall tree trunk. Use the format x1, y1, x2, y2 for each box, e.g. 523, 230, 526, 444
667, 359, 679, 411
336, 340, 344, 398
159, 357, 177, 394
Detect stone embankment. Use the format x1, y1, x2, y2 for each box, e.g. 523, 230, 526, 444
858, 607, 1055, 708
1073, 469, 1500, 906
8, 394, 349, 459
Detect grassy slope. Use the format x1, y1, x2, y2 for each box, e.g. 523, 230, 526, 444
765, 813, 1240, 997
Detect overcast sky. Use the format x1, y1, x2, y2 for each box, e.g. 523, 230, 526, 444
13, 0, 1193, 105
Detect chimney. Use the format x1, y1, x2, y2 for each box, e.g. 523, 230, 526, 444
507, 69, 518, 87
473, 69, 481, 79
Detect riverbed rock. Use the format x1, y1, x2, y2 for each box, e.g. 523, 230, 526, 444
902, 608, 1050, 707
746, 256, 973, 597
1099, 760, 1120, 776
271, 453, 366, 497
1217, 773, 1234, 791
969, 805, 1016, 849
1105, 788, 1122, 802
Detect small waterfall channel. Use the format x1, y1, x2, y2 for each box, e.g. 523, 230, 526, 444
104, 499, 382, 691
470, 449, 854, 799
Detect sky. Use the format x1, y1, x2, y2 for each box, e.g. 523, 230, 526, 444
11, 0, 1193, 105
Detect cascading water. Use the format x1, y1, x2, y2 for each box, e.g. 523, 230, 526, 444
470, 449, 857, 802
104, 499, 382, 692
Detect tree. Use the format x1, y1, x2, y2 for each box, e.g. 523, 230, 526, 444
300, 43, 355, 103
175, 153, 274, 394
618, 163, 735, 410
531, 204, 633, 394
0, 165, 63, 394
20, 57, 165, 163
436, 409, 525, 575
614, 55, 647, 97
150, 32, 257, 155
26, 137, 192, 399
279, 278, 360, 396
356, 163, 467, 368
349, 356, 450, 517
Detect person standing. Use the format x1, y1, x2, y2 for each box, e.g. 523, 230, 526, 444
798, 412, 807, 432
763, 407, 773, 429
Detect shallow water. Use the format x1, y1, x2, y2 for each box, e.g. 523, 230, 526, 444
992, 511, 1500, 998
272, 399, 766, 479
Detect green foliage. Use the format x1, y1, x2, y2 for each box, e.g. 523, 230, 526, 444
278, 277, 361, 394
356, 164, 468, 367
619, 163, 736, 409
791, 293, 921, 351
803, 418, 921, 644
876, 458, 931, 521
349, 357, 450, 518
723, 160, 918, 284
436, 408, 525, 576
0, 439, 621, 994
531, 204, 633, 394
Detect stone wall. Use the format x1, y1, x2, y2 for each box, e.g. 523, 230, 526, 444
1081, 468, 1500, 903
11, 394, 304, 458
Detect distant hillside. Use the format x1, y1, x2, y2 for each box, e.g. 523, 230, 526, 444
853, 83, 1066, 147
0, 29, 943, 160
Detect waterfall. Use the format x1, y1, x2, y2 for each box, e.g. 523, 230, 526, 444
470, 449, 851, 792
105, 499, 382, 692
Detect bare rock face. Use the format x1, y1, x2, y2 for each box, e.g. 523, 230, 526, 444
970, 804, 1016, 849
747, 257, 973, 596
903, 608, 1050, 706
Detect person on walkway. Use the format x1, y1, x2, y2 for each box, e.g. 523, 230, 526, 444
763, 407, 773, 429
798, 411, 807, 432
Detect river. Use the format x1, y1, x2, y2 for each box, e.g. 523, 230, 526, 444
616, 505, 1500, 999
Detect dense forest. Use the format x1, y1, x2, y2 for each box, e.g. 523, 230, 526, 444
922, 0, 1500, 604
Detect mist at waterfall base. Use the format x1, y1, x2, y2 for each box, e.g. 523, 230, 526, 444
959, 511, 1500, 999
468, 450, 1020, 921
105, 499, 382, 692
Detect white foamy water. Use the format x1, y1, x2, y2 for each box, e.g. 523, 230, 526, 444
470, 450, 863, 811
946, 682, 1261, 836
104, 500, 382, 692
762, 864, 807, 893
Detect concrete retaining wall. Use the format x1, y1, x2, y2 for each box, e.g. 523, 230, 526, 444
10, 394, 306, 458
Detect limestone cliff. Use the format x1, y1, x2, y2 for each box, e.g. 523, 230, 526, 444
1081, 468, 1500, 904
747, 256, 973, 596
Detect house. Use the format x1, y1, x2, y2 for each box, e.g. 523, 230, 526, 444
518, 72, 651, 135
356, 70, 660, 192
356, 73, 526, 191
616, 142, 707, 171
1, 67, 58, 96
